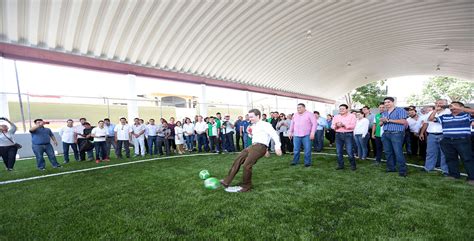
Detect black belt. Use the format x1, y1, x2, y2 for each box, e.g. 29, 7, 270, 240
428, 133, 442, 135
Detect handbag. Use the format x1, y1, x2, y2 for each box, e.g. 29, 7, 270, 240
3, 132, 22, 149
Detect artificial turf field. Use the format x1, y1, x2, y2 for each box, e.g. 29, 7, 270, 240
0, 148, 473, 240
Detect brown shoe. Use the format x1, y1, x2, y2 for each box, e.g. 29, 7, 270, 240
220, 180, 229, 188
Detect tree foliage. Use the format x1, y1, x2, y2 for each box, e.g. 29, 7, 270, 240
408, 76, 473, 105
350, 80, 387, 108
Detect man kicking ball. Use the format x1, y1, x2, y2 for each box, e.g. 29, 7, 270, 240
220, 109, 282, 192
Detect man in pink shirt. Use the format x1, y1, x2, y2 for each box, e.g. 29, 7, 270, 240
289, 103, 317, 167
332, 104, 357, 170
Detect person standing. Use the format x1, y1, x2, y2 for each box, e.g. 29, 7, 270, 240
104, 118, 116, 158
354, 112, 369, 160
222, 114, 236, 153
195, 116, 209, 153
325, 114, 336, 147
30, 119, 61, 170
146, 119, 159, 155
114, 117, 132, 159
371, 103, 385, 164
75, 117, 94, 161
207, 117, 219, 153
332, 104, 357, 170
313, 111, 327, 152
183, 118, 195, 152
417, 106, 433, 161
0, 117, 19, 171
362, 106, 376, 156
406, 107, 422, 157
220, 109, 282, 192
131, 118, 146, 157
59, 119, 79, 163
234, 116, 244, 151
429, 102, 473, 184
276, 113, 291, 155
380, 97, 409, 177
168, 117, 177, 153
289, 103, 317, 167
91, 120, 109, 163
240, 114, 251, 149
174, 121, 185, 154
420, 99, 450, 175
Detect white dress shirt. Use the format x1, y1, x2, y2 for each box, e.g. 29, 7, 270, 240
114, 124, 132, 141
354, 118, 369, 137
74, 125, 86, 139
59, 126, 76, 143
183, 123, 195, 136
146, 124, 158, 137
251, 120, 281, 149
407, 116, 422, 133
91, 127, 108, 142
132, 124, 146, 140
194, 121, 208, 134
424, 109, 451, 133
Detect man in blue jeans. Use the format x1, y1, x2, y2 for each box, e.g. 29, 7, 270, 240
429, 102, 474, 185
313, 111, 327, 152
30, 119, 61, 170
289, 103, 317, 167
331, 104, 357, 170
380, 97, 409, 177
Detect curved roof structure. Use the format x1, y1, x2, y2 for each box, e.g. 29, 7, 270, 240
1, 0, 473, 103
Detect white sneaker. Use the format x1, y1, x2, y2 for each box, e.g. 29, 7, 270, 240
224, 186, 242, 193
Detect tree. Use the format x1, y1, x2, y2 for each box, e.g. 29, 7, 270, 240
350, 80, 387, 108
409, 76, 473, 104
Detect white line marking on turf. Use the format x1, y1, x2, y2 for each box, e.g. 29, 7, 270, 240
0, 153, 217, 185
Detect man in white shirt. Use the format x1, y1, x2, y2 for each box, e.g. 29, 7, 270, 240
146, 119, 159, 156
131, 118, 146, 157
114, 117, 132, 158
406, 107, 422, 157
75, 117, 94, 161
194, 116, 209, 153
419, 100, 450, 174
417, 106, 433, 161
59, 119, 79, 163
222, 114, 236, 152
91, 120, 109, 163
220, 109, 282, 193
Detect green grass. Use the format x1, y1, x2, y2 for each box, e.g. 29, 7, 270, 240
0, 149, 473, 240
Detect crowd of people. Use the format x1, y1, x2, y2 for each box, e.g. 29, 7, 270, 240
0, 97, 473, 186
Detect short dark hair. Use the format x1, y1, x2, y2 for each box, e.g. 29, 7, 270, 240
313, 111, 320, 115
248, 109, 261, 118
216, 112, 221, 115
339, 104, 349, 109
384, 97, 395, 102
79, 118, 86, 121
362, 106, 370, 110
379, 102, 385, 106
451, 101, 465, 107
120, 117, 127, 121
134, 118, 139, 121
297, 103, 306, 108
83, 122, 90, 126
34, 119, 43, 123
104, 118, 110, 122
150, 118, 155, 121
67, 119, 73, 122
98, 120, 104, 123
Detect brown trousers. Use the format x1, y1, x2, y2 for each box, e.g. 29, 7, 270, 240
224, 143, 268, 191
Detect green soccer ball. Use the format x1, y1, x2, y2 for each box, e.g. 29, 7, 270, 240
204, 177, 220, 190
199, 170, 210, 180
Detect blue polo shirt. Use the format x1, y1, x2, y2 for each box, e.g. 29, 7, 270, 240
241, 120, 250, 133
234, 120, 242, 133
436, 112, 473, 138
106, 123, 116, 137
30, 127, 54, 145
382, 107, 408, 132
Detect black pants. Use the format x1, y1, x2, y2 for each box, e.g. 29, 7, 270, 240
235, 132, 241, 151
116, 140, 130, 158
105, 137, 117, 158
374, 136, 383, 163
77, 138, 94, 161
0, 145, 18, 169
367, 128, 376, 156
209, 136, 218, 152
409, 132, 419, 156
325, 129, 335, 144
280, 133, 292, 154
419, 135, 427, 161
